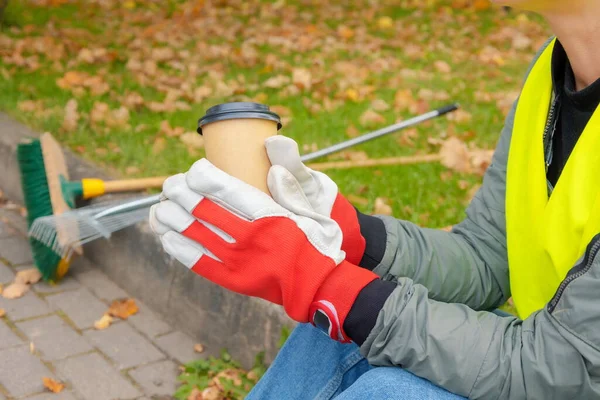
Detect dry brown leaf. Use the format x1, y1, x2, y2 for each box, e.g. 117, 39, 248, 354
470, 149, 494, 176
193, 343, 205, 353
180, 132, 204, 149
377, 16, 394, 30
123, 92, 145, 110
440, 225, 453, 232
187, 387, 202, 400
337, 25, 355, 39
94, 314, 113, 330
152, 137, 167, 154
346, 124, 359, 138
347, 194, 369, 207
108, 298, 139, 319
125, 166, 140, 175
106, 106, 130, 128
0, 308, 5, 318
15, 268, 42, 285
439, 137, 471, 173
57, 71, 88, 89
370, 99, 390, 112
193, 86, 213, 103
394, 89, 415, 111
434, 60, 451, 74
447, 109, 472, 124
292, 68, 312, 91
2, 282, 30, 299
359, 109, 385, 127
159, 120, 184, 137
43, 377, 65, 393
90, 101, 109, 125
270, 105, 292, 117
263, 75, 290, 89
30, 341, 35, 354
62, 99, 79, 132
18, 100, 41, 112
373, 198, 393, 216
200, 387, 221, 400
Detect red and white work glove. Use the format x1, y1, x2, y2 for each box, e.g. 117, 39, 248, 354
149, 159, 377, 342
265, 136, 367, 265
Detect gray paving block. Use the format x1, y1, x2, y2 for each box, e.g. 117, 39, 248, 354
0, 260, 14, 284
74, 269, 128, 302
154, 331, 198, 365
25, 392, 77, 400
46, 288, 107, 329
0, 237, 33, 266
33, 277, 81, 294
0, 346, 54, 398
0, 218, 15, 238
0, 319, 23, 349
0, 291, 53, 321
129, 360, 180, 396
0, 210, 28, 236
17, 315, 92, 361
84, 322, 164, 370
128, 302, 172, 339
55, 352, 141, 400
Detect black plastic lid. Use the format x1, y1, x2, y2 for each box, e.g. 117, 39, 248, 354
197, 102, 282, 134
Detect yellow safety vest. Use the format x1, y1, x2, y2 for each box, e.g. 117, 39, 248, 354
506, 39, 600, 319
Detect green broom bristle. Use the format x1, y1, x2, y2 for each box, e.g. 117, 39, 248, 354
17, 140, 61, 281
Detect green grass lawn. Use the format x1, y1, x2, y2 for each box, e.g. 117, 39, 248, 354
0, 0, 551, 228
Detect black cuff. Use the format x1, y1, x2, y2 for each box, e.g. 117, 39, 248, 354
356, 209, 387, 271
343, 279, 396, 345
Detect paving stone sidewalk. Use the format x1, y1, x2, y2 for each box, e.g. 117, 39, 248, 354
0, 198, 201, 400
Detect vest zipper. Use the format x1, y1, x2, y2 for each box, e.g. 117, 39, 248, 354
543, 93, 560, 172
547, 234, 600, 313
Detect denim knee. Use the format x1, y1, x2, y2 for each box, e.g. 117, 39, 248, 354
336, 367, 466, 400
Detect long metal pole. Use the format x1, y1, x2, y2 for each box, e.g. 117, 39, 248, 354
92, 103, 459, 219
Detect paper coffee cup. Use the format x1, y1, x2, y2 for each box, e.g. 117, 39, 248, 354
197, 102, 282, 195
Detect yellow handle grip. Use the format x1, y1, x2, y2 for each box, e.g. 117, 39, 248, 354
81, 177, 167, 199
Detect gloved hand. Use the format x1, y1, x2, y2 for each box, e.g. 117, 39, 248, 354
265, 136, 366, 265
149, 159, 377, 342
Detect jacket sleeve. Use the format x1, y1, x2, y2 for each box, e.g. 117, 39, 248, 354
369, 38, 555, 311
360, 233, 600, 399
370, 102, 514, 310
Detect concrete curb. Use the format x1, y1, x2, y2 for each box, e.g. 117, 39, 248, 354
0, 112, 293, 368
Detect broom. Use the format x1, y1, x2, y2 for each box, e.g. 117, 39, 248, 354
17, 133, 168, 281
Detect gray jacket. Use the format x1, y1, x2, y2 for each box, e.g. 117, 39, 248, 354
360, 39, 600, 399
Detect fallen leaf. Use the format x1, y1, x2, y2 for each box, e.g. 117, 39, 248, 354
17, 100, 41, 112
373, 197, 393, 216
447, 109, 472, 124
292, 68, 312, 90
439, 137, 471, 173
15, 268, 42, 285
359, 109, 385, 127
107, 298, 139, 319
200, 387, 221, 400
347, 194, 369, 207
2, 282, 30, 299
152, 137, 167, 154
61, 99, 79, 132
370, 99, 390, 112
345, 88, 360, 102
394, 89, 415, 111
94, 314, 113, 330
125, 166, 140, 175
187, 387, 201, 400
106, 106, 130, 128
337, 25, 355, 39
470, 148, 494, 176
90, 101, 109, 125
473, 0, 491, 11
43, 377, 65, 393
263, 75, 290, 89
440, 225, 453, 232
194, 343, 205, 353
0, 308, 5, 317
180, 132, 204, 149
434, 60, 451, 74
247, 369, 259, 382
377, 16, 394, 30
346, 124, 359, 138
30, 341, 35, 353
270, 105, 292, 117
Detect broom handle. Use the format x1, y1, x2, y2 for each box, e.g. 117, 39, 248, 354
103, 177, 168, 193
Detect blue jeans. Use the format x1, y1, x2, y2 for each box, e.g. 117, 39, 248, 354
247, 324, 466, 400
